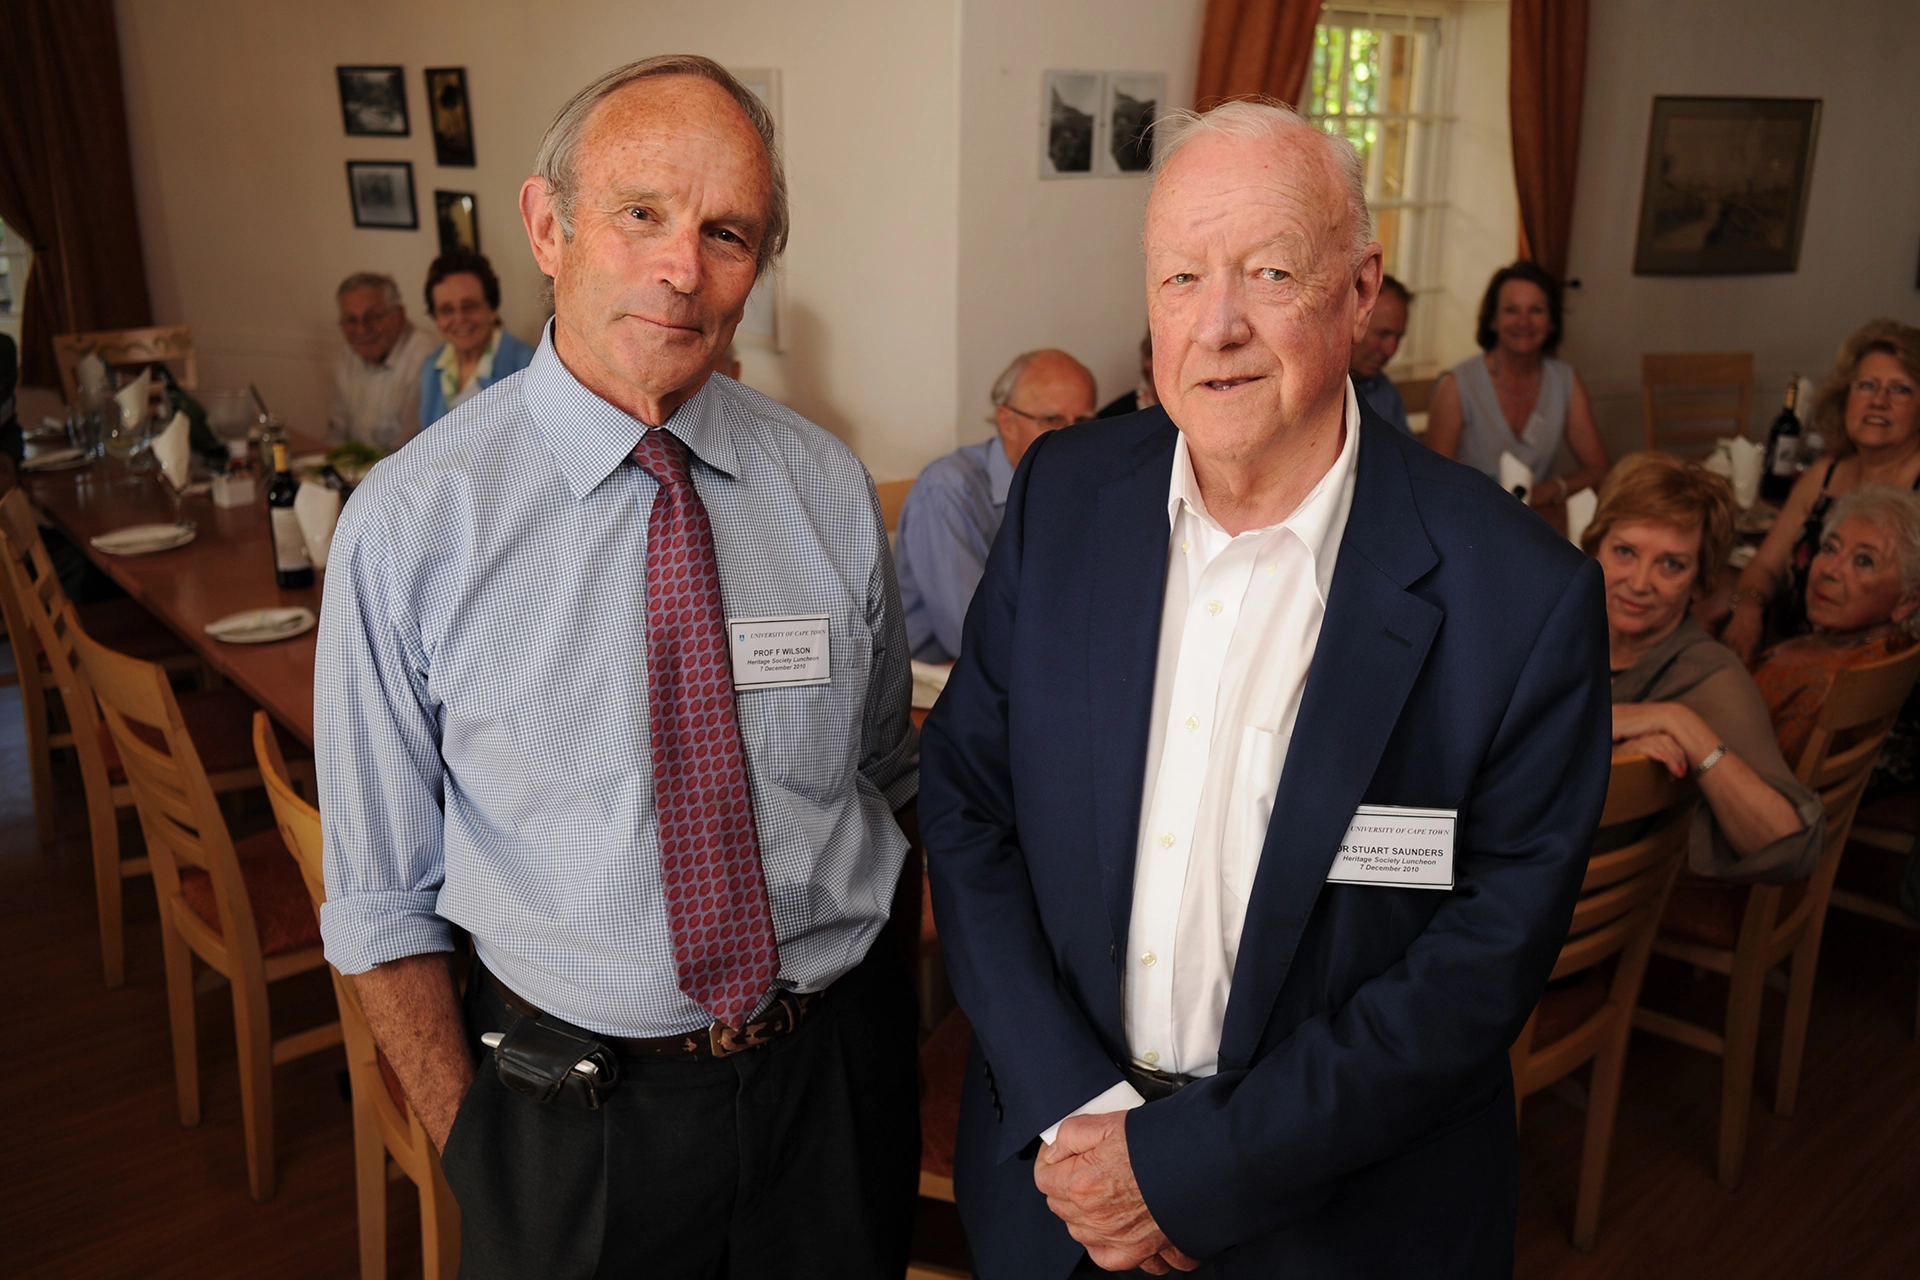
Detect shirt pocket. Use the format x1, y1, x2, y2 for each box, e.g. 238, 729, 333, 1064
734, 611, 872, 804
1222, 724, 1282, 906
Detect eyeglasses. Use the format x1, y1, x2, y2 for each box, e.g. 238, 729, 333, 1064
433, 300, 493, 321
1851, 378, 1915, 401
1002, 403, 1093, 431
338, 307, 395, 331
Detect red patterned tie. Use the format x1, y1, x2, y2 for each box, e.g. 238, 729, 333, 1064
631, 428, 779, 1030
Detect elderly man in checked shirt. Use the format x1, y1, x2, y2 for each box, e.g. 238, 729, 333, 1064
316, 57, 920, 1279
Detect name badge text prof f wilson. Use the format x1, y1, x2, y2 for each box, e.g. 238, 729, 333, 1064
1326, 805, 1456, 890
728, 615, 831, 690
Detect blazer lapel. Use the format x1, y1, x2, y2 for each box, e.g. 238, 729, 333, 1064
1087, 416, 1179, 956
1217, 423, 1443, 1071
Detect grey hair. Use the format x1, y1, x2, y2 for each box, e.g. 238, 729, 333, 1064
336, 272, 402, 308
989, 351, 1040, 414
1150, 99, 1374, 269
532, 54, 789, 275
1822, 484, 1920, 637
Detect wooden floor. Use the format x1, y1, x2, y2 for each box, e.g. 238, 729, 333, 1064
4, 665, 1919, 1277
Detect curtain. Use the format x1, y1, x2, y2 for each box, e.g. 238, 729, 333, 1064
1508, 0, 1589, 280
0, 0, 153, 390
1195, 0, 1325, 109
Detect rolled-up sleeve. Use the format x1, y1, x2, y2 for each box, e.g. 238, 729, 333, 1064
860, 481, 919, 811
315, 503, 454, 974
1681, 667, 1826, 883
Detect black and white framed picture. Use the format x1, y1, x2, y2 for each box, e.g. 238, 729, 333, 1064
425, 67, 476, 167
347, 161, 418, 230
336, 66, 409, 137
1101, 73, 1165, 175
435, 190, 479, 253
1040, 70, 1102, 178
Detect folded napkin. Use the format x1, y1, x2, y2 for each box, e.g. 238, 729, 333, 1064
294, 481, 342, 570
1497, 451, 1534, 500
153, 411, 192, 490
114, 368, 152, 432
76, 353, 113, 406
205, 607, 313, 639
91, 522, 193, 554
22, 447, 86, 472
1564, 488, 1599, 549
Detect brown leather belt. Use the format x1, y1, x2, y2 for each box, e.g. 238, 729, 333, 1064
483, 967, 817, 1059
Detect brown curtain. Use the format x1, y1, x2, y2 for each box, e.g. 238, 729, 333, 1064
1195, 0, 1325, 109
1508, 0, 1589, 279
0, 0, 153, 389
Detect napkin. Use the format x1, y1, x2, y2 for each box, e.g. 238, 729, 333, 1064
294, 480, 342, 570
1723, 436, 1765, 510
153, 410, 192, 490
114, 368, 152, 432
76, 353, 113, 406
205, 607, 313, 639
1564, 488, 1599, 549
1497, 451, 1533, 500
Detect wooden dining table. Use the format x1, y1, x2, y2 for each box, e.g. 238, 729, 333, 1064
25, 449, 326, 745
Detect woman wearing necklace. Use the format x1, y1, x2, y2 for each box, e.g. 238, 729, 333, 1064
1587, 453, 1822, 883
1425, 261, 1610, 515
1718, 319, 1920, 665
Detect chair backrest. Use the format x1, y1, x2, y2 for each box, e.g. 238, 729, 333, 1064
254, 712, 327, 909
1642, 352, 1754, 457
875, 478, 913, 534
1550, 755, 1698, 983
52, 325, 197, 404
73, 624, 265, 957
1394, 376, 1437, 415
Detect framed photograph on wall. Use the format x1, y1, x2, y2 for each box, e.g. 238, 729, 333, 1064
425, 67, 477, 166
1100, 73, 1164, 175
347, 161, 418, 230
1632, 97, 1822, 275
336, 66, 408, 136
435, 191, 479, 254
1040, 70, 1102, 179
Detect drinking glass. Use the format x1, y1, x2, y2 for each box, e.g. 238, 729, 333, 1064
103, 404, 150, 484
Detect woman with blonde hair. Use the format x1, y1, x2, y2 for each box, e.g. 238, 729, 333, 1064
1719, 319, 1920, 663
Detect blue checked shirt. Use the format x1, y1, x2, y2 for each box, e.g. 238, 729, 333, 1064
316, 328, 918, 1037
894, 436, 1015, 662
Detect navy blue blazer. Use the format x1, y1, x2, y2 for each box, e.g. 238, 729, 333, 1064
921, 403, 1611, 1278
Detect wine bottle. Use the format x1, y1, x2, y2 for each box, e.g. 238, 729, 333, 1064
267, 440, 314, 589
1760, 377, 1801, 504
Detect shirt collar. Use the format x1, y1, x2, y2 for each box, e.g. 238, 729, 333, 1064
525, 322, 741, 500
1165, 378, 1362, 603
987, 435, 1016, 508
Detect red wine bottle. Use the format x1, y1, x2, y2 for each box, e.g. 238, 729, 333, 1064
267, 441, 314, 589
1760, 377, 1801, 504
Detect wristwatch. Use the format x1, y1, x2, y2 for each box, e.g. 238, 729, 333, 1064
1693, 743, 1729, 778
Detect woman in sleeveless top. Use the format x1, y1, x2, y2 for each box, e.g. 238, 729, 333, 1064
1718, 319, 1920, 664
1425, 261, 1610, 515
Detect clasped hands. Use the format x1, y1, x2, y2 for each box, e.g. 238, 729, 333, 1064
1035, 1111, 1201, 1274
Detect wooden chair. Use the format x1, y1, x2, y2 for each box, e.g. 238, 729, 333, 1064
1642, 353, 1754, 457
254, 714, 460, 1279
911, 1004, 972, 1280
1394, 375, 1436, 415
52, 324, 197, 404
1511, 756, 1696, 1250
75, 627, 340, 1201
1827, 792, 1920, 1036
876, 478, 914, 535
1634, 643, 1920, 1187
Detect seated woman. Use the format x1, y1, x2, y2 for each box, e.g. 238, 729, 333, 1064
1718, 318, 1920, 664
419, 251, 536, 430
1588, 453, 1824, 883
1425, 261, 1609, 517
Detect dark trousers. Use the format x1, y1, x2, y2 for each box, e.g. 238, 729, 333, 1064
442, 945, 920, 1279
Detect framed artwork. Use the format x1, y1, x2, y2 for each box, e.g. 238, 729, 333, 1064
1632, 97, 1822, 275
336, 66, 408, 136
730, 68, 785, 352
1041, 71, 1102, 178
425, 67, 476, 167
1100, 73, 1164, 175
435, 191, 479, 254
346, 161, 418, 230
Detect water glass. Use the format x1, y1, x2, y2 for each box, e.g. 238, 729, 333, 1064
66, 409, 104, 458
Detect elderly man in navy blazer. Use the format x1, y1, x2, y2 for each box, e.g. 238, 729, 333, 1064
921, 101, 1611, 1277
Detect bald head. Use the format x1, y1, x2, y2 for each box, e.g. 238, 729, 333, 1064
992, 348, 1097, 467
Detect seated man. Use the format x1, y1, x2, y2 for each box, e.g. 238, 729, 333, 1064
329, 271, 437, 451
896, 349, 1095, 662
1096, 331, 1158, 419
1349, 273, 1413, 436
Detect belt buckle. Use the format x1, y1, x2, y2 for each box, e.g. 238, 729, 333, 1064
705, 993, 798, 1057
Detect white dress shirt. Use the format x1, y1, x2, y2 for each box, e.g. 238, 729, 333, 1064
1042, 382, 1361, 1143
328, 325, 436, 452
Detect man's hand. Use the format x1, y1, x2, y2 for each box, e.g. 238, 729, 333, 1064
1034, 1111, 1201, 1274
352, 953, 475, 1153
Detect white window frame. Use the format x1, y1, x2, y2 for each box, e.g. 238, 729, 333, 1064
0, 216, 30, 350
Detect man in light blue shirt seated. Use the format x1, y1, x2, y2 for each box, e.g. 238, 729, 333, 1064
1349, 272, 1413, 436
895, 349, 1096, 662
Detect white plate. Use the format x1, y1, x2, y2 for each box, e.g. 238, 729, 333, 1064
204, 607, 317, 644
23, 448, 89, 472
90, 522, 197, 556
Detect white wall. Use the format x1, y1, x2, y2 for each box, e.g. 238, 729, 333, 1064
114, 0, 961, 482
953, 0, 1205, 441
1562, 0, 1920, 460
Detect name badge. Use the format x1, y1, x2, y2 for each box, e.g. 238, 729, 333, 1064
728, 615, 831, 690
1327, 805, 1456, 890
